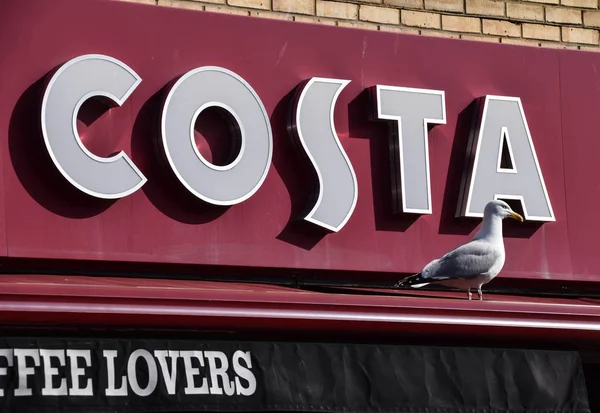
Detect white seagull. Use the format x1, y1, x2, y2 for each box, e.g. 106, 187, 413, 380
395, 200, 524, 300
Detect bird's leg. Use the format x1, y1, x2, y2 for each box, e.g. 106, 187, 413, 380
467, 288, 472, 300
477, 287, 483, 301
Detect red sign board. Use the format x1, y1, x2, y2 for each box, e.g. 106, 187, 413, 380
0, 0, 598, 282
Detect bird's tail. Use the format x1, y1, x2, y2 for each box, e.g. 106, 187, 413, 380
395, 273, 430, 289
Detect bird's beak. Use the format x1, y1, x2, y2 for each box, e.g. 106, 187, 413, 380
509, 211, 524, 222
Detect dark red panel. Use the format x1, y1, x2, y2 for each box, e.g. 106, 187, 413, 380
0, 0, 588, 281
559, 51, 600, 281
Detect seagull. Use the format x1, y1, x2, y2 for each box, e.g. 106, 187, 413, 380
395, 200, 524, 300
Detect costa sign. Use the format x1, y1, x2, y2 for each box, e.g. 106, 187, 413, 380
3, 0, 593, 281
41, 54, 554, 233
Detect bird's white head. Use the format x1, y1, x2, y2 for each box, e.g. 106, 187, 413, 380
484, 200, 524, 222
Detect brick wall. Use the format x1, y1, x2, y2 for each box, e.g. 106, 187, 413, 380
121, 0, 600, 51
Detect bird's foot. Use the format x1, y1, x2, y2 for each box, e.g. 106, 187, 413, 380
477, 288, 483, 301
467, 289, 472, 300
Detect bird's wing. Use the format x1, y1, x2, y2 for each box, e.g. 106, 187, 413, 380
421, 240, 501, 281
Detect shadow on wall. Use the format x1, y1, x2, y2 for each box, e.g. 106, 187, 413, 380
348, 88, 419, 233
438, 101, 481, 236
438, 99, 543, 239
9, 74, 233, 225
8, 73, 116, 219
131, 83, 229, 225
272, 86, 330, 251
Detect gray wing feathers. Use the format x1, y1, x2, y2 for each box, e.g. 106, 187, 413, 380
420, 241, 501, 281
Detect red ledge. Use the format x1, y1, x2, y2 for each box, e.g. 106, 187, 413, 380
0, 274, 600, 339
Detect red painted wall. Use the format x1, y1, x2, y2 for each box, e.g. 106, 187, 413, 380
0, 0, 597, 282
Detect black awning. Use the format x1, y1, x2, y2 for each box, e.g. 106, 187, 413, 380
0, 337, 590, 413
